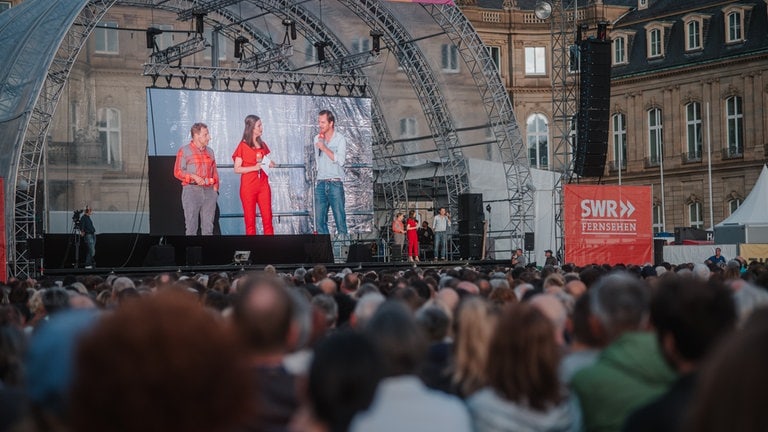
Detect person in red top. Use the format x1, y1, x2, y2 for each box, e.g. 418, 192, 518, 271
174, 122, 219, 235
406, 210, 420, 262
232, 115, 276, 235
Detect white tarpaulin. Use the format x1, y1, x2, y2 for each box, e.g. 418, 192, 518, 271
717, 164, 768, 226
663, 244, 738, 265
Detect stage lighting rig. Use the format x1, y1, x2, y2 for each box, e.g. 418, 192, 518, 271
177, 0, 242, 21
237, 19, 296, 70
149, 34, 209, 65
146, 27, 163, 50
371, 30, 383, 53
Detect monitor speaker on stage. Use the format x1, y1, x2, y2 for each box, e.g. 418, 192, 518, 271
28, 238, 44, 259
524, 232, 535, 251
347, 242, 373, 263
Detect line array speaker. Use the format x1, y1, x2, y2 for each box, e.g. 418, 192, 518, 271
575, 38, 612, 178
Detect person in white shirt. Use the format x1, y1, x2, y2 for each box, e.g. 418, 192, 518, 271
432, 208, 450, 261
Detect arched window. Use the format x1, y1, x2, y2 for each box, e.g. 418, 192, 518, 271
689, 202, 704, 229
526, 114, 549, 169
98, 108, 121, 165
613, 37, 626, 64
648, 28, 662, 57
727, 11, 742, 42
686, 20, 701, 50
729, 198, 742, 215
685, 102, 702, 160
648, 108, 663, 165
726, 96, 743, 156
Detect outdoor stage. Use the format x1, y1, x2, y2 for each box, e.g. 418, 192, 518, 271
37, 233, 507, 277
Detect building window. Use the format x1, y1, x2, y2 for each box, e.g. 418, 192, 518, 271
648, 108, 663, 165
689, 202, 704, 229
527, 114, 549, 169
613, 37, 626, 65
685, 102, 702, 160
727, 11, 742, 42
648, 28, 662, 58
612, 113, 627, 169
94, 21, 119, 54
726, 95, 744, 156
485, 45, 501, 71
524, 46, 546, 75
652, 205, 663, 233
97, 108, 121, 165
203, 28, 227, 61
686, 20, 701, 50
351, 37, 370, 54
441, 44, 459, 72
729, 198, 742, 215
399, 117, 417, 138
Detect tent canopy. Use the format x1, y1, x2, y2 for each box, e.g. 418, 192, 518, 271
716, 164, 768, 226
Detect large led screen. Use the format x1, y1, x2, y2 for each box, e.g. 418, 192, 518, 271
147, 88, 373, 236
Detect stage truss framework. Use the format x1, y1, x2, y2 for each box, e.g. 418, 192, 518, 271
9, 0, 533, 277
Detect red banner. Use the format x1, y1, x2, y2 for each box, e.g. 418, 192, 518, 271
564, 185, 653, 266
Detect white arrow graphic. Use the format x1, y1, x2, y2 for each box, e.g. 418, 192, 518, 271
620, 200, 636, 218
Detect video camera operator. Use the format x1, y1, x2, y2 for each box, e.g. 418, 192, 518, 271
80, 206, 96, 268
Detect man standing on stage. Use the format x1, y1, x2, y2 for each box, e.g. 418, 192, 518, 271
80, 206, 96, 268
174, 122, 219, 235
433, 207, 450, 261
313, 109, 348, 236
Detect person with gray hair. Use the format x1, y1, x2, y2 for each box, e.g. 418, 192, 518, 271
350, 301, 471, 432
570, 272, 676, 432
350, 292, 385, 328
311, 294, 339, 329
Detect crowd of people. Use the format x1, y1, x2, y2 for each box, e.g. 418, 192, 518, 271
2, 257, 768, 432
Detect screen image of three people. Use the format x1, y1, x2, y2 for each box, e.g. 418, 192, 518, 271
173, 109, 348, 236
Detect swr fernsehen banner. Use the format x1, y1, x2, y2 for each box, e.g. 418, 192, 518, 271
564, 185, 653, 265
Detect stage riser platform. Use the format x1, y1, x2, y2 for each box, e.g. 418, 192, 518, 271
41, 234, 333, 269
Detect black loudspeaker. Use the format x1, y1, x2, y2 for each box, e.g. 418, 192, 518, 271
28, 238, 44, 259
458, 193, 484, 222
459, 234, 483, 259
575, 38, 611, 178
186, 246, 203, 266
143, 245, 176, 267
524, 232, 535, 251
653, 239, 666, 265
347, 242, 373, 263
459, 220, 484, 235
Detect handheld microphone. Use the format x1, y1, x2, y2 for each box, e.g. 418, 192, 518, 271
318, 133, 324, 157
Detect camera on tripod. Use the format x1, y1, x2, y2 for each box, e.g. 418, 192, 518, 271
72, 209, 84, 230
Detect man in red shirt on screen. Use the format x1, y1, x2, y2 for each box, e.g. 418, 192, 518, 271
174, 122, 219, 235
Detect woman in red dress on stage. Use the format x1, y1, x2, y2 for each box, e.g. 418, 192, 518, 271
406, 210, 420, 262
232, 115, 276, 235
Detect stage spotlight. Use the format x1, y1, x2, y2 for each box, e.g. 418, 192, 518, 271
534, 1, 552, 20
194, 13, 205, 34
234, 35, 248, 58
370, 30, 383, 53
283, 19, 297, 40
146, 27, 163, 50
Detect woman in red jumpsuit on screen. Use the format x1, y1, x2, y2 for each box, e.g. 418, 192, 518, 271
232, 115, 276, 235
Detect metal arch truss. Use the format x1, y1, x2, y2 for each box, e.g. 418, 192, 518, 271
550, 0, 579, 262
247, 0, 404, 244
12, 0, 118, 279
143, 63, 369, 96
425, 3, 534, 251
337, 0, 469, 258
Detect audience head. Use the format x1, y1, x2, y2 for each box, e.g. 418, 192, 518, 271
589, 271, 649, 340
311, 294, 339, 329
365, 300, 426, 377
452, 297, 497, 396
529, 294, 568, 346
351, 292, 385, 328
415, 305, 451, 342
487, 303, 563, 411
69, 291, 252, 432
686, 308, 768, 432
308, 331, 384, 432
232, 276, 295, 356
